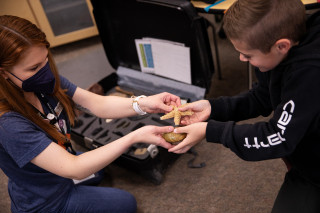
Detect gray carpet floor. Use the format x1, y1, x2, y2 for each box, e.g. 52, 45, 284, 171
0, 17, 287, 213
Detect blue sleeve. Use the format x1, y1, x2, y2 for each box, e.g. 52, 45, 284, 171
0, 112, 52, 168
59, 75, 77, 97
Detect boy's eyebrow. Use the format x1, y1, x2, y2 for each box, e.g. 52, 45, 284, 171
237, 50, 251, 58
234, 46, 249, 56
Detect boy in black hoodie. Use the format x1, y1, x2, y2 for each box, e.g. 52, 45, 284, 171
169, 0, 320, 212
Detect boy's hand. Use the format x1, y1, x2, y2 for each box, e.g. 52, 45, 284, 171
168, 122, 207, 153
178, 100, 211, 125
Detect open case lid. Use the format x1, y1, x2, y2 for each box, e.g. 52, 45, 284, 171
91, 0, 215, 92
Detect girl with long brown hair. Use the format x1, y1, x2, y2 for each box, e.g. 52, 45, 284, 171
0, 15, 179, 213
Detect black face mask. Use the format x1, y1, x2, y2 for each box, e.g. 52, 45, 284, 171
9, 62, 56, 94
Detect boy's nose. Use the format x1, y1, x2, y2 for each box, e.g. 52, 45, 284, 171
239, 54, 248, 62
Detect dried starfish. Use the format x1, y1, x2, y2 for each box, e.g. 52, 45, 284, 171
160, 104, 194, 125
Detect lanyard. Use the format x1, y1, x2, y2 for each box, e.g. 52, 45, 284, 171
35, 92, 76, 154
37, 93, 66, 134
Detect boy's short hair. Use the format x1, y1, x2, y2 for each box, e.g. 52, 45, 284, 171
223, 0, 306, 53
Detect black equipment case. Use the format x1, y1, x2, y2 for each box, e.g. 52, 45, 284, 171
71, 0, 215, 184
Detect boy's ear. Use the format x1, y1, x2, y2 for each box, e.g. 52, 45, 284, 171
0, 68, 9, 79
275, 39, 292, 54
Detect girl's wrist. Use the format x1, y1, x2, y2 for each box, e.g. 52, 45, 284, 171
131, 95, 147, 115
127, 129, 140, 145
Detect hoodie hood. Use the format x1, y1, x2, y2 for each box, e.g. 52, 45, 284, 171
282, 10, 320, 67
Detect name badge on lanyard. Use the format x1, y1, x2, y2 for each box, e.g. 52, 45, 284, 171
38, 93, 75, 154
55, 102, 63, 117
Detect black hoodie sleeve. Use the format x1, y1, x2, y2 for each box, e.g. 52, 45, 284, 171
206, 65, 320, 161
208, 69, 273, 122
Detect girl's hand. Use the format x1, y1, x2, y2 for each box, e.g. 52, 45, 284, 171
129, 125, 175, 149
139, 92, 181, 114
168, 122, 207, 154
179, 100, 211, 125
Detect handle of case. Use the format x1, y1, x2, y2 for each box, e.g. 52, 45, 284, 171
115, 86, 134, 96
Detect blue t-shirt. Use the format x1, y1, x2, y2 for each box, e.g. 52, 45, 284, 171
0, 76, 77, 213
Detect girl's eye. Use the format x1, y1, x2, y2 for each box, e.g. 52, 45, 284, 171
30, 66, 38, 71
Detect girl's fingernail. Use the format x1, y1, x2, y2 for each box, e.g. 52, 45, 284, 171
174, 129, 178, 133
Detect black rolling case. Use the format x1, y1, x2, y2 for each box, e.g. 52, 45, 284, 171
71, 0, 215, 184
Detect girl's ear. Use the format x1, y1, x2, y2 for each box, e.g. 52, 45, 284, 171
0, 68, 9, 79
275, 39, 292, 54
